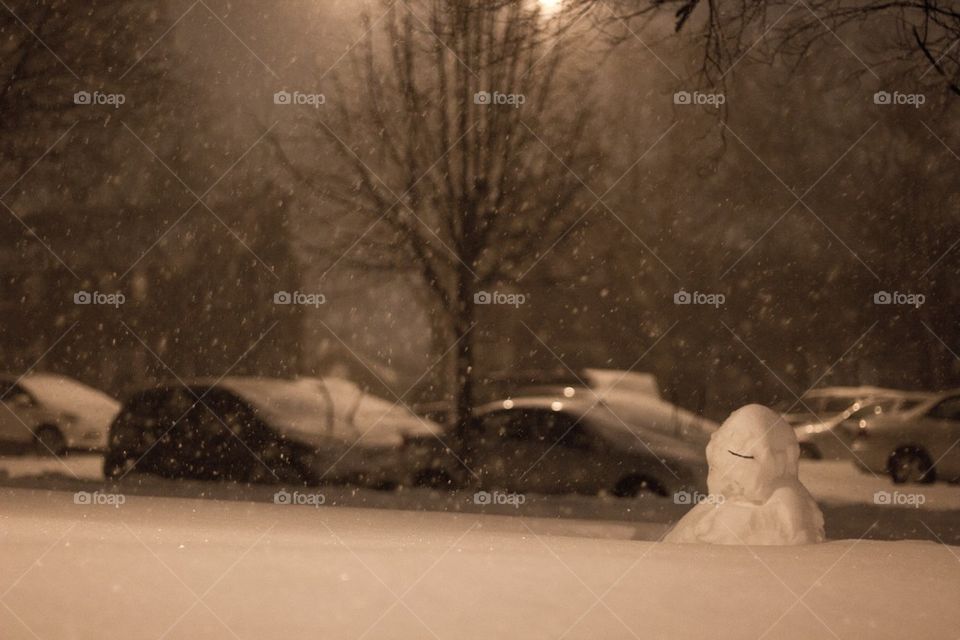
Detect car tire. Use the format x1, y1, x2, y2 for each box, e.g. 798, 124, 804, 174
248, 461, 306, 485
798, 442, 822, 460
613, 474, 667, 498
371, 479, 399, 492
411, 468, 456, 490
103, 451, 129, 479
34, 425, 66, 456
889, 447, 936, 484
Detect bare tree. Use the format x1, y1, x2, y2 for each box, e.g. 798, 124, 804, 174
274, 0, 599, 428
1, 1, 299, 391
0, 0, 174, 185
593, 0, 960, 94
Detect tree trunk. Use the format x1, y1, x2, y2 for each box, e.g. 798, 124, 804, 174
454, 321, 475, 431
452, 269, 476, 432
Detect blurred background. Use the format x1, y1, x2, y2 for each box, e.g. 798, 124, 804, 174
1, 0, 958, 425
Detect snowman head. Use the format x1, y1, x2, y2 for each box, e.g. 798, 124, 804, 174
705, 404, 800, 502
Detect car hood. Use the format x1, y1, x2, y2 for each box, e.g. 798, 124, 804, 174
20, 374, 120, 430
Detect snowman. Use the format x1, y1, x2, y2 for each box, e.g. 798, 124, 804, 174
665, 404, 824, 545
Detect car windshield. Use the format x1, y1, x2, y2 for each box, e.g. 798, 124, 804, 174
223, 378, 333, 429
847, 400, 895, 420
813, 396, 860, 414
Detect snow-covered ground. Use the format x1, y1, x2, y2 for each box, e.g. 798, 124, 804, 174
800, 459, 960, 510
3, 453, 957, 511
2, 484, 959, 639
0, 455, 958, 539
1, 454, 959, 638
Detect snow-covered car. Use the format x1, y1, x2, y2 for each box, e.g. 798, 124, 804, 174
0, 373, 120, 454
504, 368, 662, 402
506, 369, 717, 446
792, 390, 935, 460
781, 386, 908, 426
294, 376, 443, 441
850, 389, 960, 484
457, 395, 709, 497
103, 376, 449, 487
414, 369, 665, 426
294, 376, 462, 488
579, 378, 717, 446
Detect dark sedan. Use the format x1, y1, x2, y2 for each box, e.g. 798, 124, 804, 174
457, 396, 708, 497
104, 377, 446, 488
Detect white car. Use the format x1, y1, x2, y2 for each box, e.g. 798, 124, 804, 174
851, 389, 960, 483
787, 388, 934, 460
0, 373, 120, 454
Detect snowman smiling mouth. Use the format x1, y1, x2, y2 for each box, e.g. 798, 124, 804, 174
727, 449, 755, 459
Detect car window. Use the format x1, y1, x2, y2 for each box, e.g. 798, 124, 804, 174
161, 387, 228, 448
820, 397, 857, 414
504, 411, 538, 442
898, 399, 926, 411
848, 400, 895, 420
161, 387, 201, 419
499, 409, 587, 448
478, 409, 572, 444
927, 397, 960, 421
555, 418, 594, 450
125, 389, 165, 416
477, 411, 515, 440
202, 389, 254, 431
1, 382, 34, 406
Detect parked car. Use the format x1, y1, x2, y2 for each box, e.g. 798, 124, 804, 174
103, 376, 449, 488
791, 390, 934, 460
781, 386, 924, 425
0, 373, 120, 454
850, 389, 960, 483
454, 395, 709, 497
413, 369, 664, 426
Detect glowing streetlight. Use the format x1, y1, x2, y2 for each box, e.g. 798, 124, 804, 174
537, 0, 563, 15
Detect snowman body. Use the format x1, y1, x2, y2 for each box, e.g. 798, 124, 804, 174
665, 404, 824, 545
